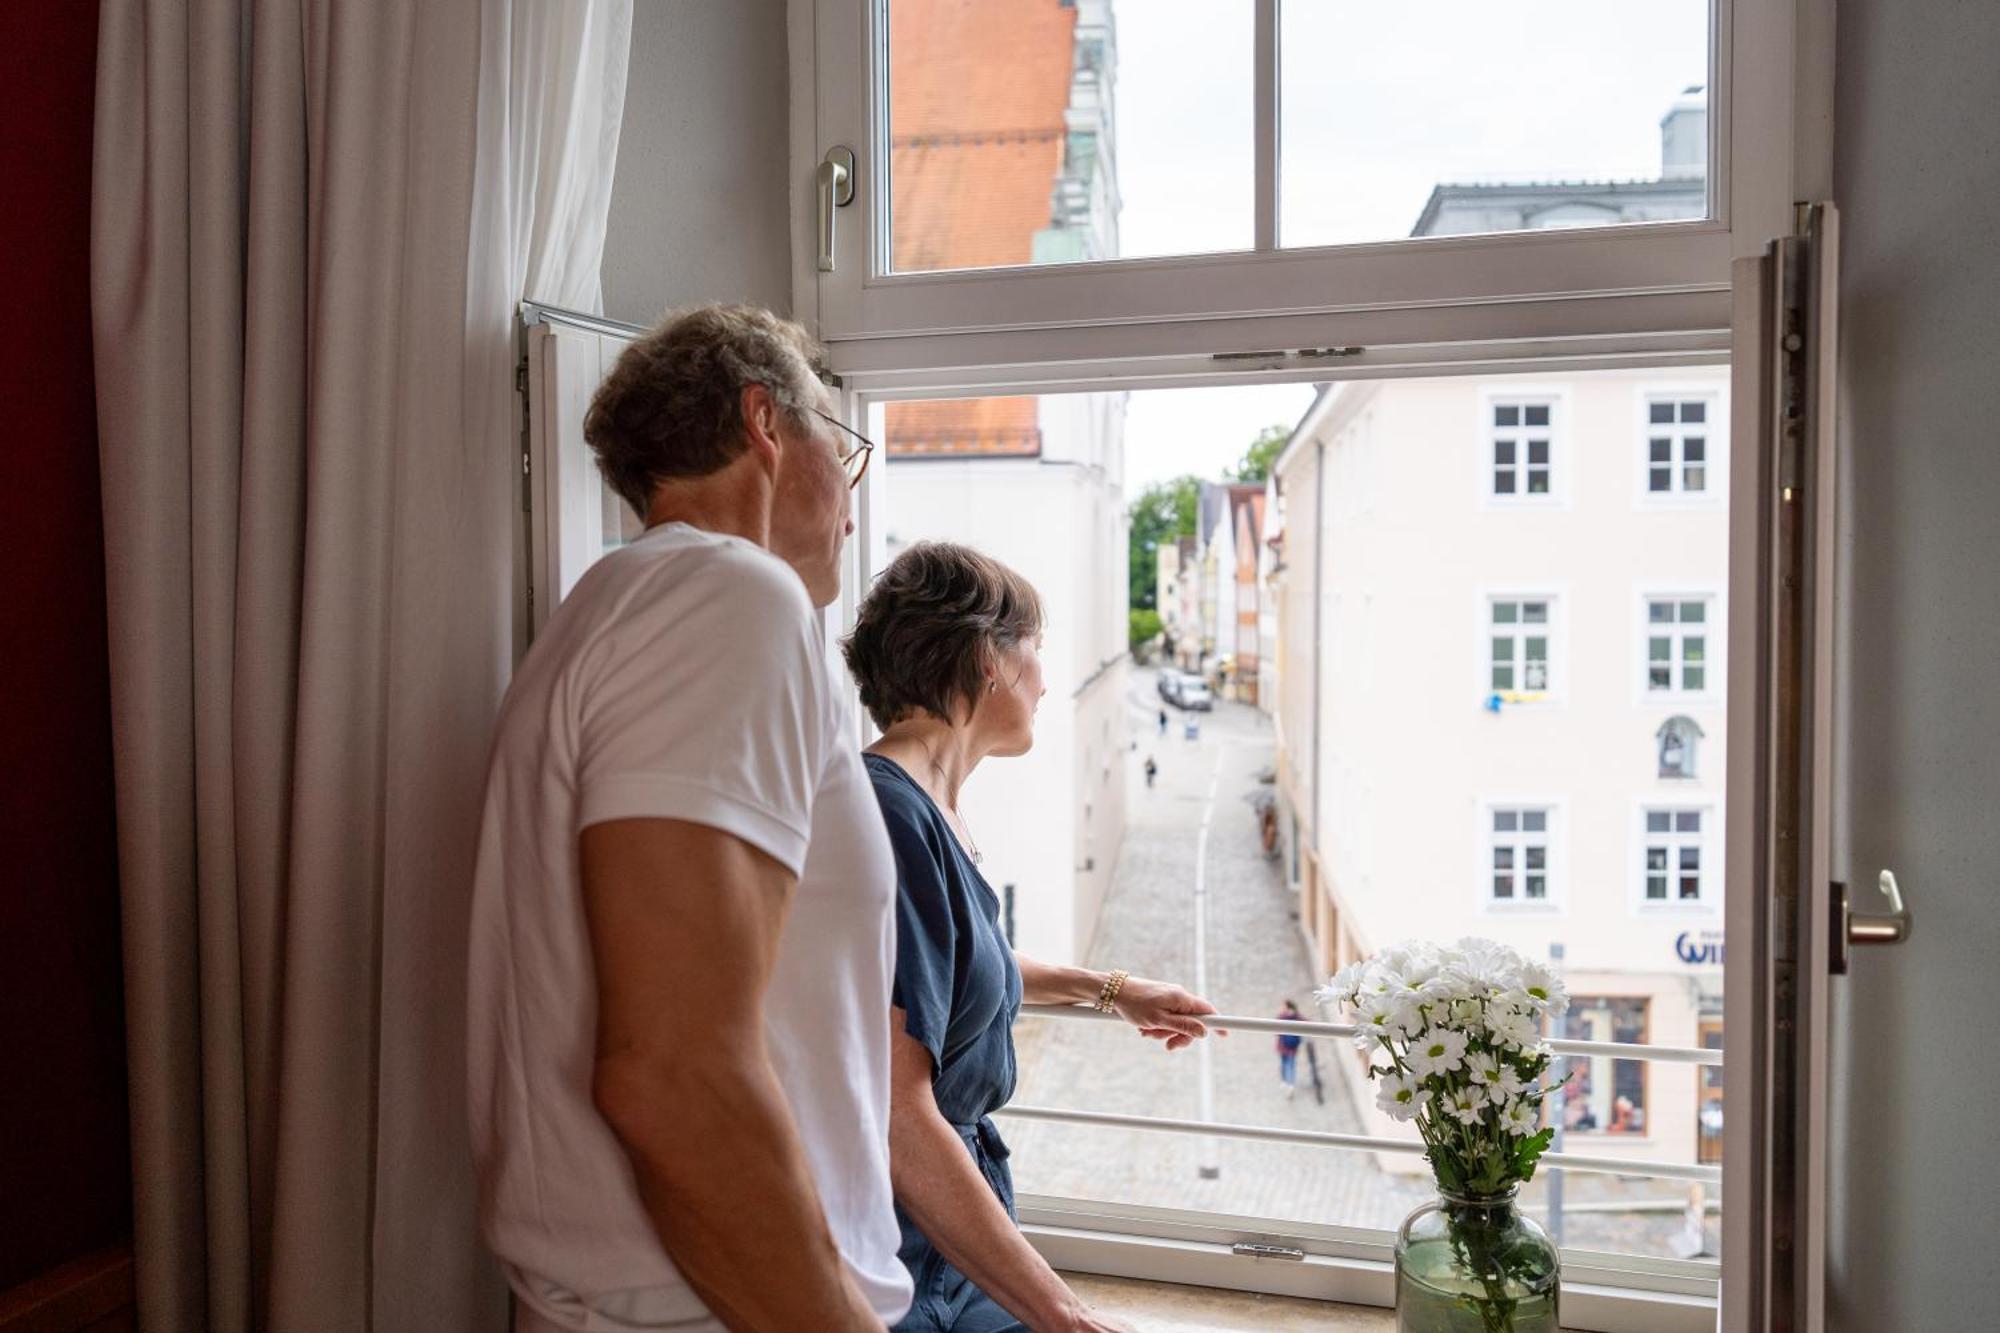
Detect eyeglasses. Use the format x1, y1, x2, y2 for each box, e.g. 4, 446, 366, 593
807, 407, 875, 489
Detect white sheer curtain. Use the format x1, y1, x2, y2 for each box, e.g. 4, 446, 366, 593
91, 1, 629, 1328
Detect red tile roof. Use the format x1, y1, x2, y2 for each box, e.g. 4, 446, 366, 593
885, 1, 1076, 457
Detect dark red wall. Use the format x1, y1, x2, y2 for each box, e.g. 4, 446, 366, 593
0, 2, 132, 1293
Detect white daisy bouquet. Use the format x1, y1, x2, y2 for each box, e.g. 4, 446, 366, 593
1318, 938, 1570, 1200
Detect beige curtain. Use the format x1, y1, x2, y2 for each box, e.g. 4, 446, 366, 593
90, 1, 628, 1328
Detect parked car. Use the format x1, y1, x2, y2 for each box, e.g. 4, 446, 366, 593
1156, 669, 1184, 703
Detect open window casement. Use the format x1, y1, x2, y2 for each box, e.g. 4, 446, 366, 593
802, 0, 1804, 373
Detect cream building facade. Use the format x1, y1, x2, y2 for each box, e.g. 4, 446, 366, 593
1273, 364, 1730, 1172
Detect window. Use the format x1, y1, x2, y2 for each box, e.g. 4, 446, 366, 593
1489, 597, 1552, 693
1488, 806, 1552, 904
1560, 997, 1650, 1135
1642, 808, 1709, 903
1644, 396, 1713, 496
1487, 400, 1555, 500
1645, 596, 1711, 694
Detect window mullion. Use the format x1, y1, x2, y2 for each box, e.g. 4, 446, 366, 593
1255, 0, 1279, 252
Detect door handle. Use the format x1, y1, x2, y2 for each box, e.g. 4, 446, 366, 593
1831, 870, 1913, 973
817, 146, 856, 273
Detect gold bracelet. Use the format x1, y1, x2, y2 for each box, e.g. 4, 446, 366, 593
1094, 969, 1129, 1014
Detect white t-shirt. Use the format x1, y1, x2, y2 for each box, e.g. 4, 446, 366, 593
467, 523, 912, 1332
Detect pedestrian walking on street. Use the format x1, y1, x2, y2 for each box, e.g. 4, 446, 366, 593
1157, 707, 1168, 736
1276, 999, 1305, 1098
1143, 755, 1158, 788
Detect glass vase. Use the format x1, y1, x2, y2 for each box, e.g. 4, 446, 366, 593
1394, 1188, 1560, 1333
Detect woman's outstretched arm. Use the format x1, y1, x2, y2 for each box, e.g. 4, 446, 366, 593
1014, 955, 1223, 1051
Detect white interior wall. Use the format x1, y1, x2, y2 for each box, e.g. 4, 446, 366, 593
600, 0, 794, 324
1828, 2, 2000, 1327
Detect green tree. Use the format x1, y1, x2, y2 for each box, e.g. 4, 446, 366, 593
1225, 423, 1292, 484
1128, 607, 1164, 656
1126, 474, 1202, 612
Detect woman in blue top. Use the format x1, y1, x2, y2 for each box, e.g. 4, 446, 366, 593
843, 542, 1220, 1333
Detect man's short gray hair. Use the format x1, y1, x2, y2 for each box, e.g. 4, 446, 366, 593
583, 303, 828, 516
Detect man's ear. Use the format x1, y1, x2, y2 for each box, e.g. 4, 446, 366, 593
740, 383, 784, 474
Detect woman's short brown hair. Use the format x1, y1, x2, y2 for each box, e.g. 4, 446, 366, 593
842, 542, 1044, 731
583, 303, 826, 516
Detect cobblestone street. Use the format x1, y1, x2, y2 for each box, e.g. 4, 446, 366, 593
1001, 669, 1719, 1261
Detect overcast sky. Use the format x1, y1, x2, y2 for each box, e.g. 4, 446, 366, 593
1104, 0, 1709, 494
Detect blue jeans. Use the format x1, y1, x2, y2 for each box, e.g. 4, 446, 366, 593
1279, 1050, 1298, 1085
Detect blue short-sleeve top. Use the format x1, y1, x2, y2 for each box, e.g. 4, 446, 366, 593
863, 754, 1022, 1125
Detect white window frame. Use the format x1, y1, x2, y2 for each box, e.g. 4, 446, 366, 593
1480, 798, 1563, 912
1480, 388, 1567, 508
801, 0, 1809, 368
1480, 588, 1564, 705
1635, 588, 1723, 704
1635, 385, 1728, 506
1633, 799, 1721, 912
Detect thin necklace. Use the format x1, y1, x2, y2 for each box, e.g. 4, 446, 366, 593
914, 737, 983, 864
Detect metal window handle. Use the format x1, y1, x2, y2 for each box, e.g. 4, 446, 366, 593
1832, 870, 1914, 973
817, 146, 855, 273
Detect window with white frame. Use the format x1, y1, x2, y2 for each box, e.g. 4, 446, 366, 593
1488, 807, 1553, 904
1644, 397, 1713, 496
1488, 400, 1555, 499
1642, 808, 1709, 903
1644, 595, 1711, 694
1489, 597, 1552, 693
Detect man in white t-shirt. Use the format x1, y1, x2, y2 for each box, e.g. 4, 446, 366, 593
467, 305, 908, 1331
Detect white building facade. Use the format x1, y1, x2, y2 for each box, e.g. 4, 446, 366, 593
1273, 363, 1730, 1172
881, 391, 1131, 968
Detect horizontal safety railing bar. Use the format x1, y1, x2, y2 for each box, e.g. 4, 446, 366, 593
1018, 1002, 1724, 1067
993, 1104, 1724, 1186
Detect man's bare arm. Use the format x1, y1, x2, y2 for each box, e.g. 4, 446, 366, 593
581, 817, 884, 1332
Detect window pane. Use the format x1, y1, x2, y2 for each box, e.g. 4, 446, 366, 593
1682, 401, 1706, 423
1494, 439, 1517, 464
1648, 601, 1674, 623
1524, 405, 1551, 428
1649, 636, 1672, 661
1495, 405, 1520, 427
1527, 440, 1550, 465
1522, 602, 1548, 624
1494, 470, 1517, 494
1684, 636, 1706, 663
1680, 874, 1701, 899
1493, 875, 1514, 899
1684, 437, 1706, 460
1646, 846, 1668, 869
1647, 875, 1668, 899
1492, 664, 1514, 689
1279, 2, 1711, 248
1527, 469, 1550, 494
1646, 811, 1672, 833
887, 0, 1250, 272
1679, 600, 1706, 623
1494, 846, 1515, 868
1683, 665, 1706, 691
1492, 603, 1518, 624
1676, 811, 1702, 833
1524, 660, 1548, 690
1525, 846, 1547, 870
1650, 466, 1673, 492
1649, 665, 1672, 689
1649, 402, 1676, 425
1650, 438, 1673, 462
1523, 811, 1547, 833
1494, 811, 1519, 832
1680, 846, 1702, 868
1684, 464, 1707, 490
1525, 874, 1547, 899
1524, 636, 1547, 662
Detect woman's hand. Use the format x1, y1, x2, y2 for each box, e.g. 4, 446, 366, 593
1112, 977, 1223, 1051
